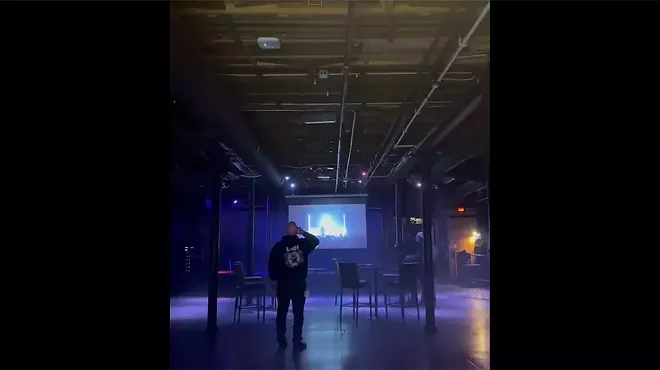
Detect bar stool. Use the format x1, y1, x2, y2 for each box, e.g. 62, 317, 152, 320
383, 262, 420, 322
337, 262, 372, 326
232, 262, 266, 324
333, 258, 341, 306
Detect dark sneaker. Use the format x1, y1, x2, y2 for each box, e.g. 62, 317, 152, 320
277, 340, 288, 351
292, 341, 307, 352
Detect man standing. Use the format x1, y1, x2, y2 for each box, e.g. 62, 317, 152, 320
404, 230, 438, 306
268, 221, 320, 351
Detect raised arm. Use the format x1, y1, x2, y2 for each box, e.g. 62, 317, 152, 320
298, 228, 320, 254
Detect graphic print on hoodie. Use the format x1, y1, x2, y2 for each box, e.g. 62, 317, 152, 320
268, 232, 320, 284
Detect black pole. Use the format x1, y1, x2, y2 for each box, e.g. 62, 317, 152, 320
486, 163, 490, 235
265, 195, 271, 249
246, 178, 256, 276
394, 180, 400, 246
421, 159, 437, 334
434, 186, 450, 281
206, 177, 221, 333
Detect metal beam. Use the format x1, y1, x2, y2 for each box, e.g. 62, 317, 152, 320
246, 178, 255, 275
453, 181, 486, 200
421, 159, 437, 334
388, 92, 484, 180
334, 0, 355, 193
182, 3, 461, 16
427, 61, 488, 180
365, 5, 485, 184
343, 110, 358, 187
445, 156, 487, 183
206, 175, 221, 333
393, 4, 488, 148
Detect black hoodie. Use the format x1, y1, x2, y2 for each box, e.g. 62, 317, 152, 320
268, 231, 320, 285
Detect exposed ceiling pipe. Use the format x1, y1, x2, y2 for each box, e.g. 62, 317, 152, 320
217, 72, 475, 77
394, 2, 490, 148
454, 181, 486, 200
242, 101, 451, 108
334, 76, 349, 192
390, 93, 485, 180
429, 95, 483, 147
362, 12, 459, 186
334, 0, 355, 193
241, 109, 333, 112
343, 110, 358, 187
365, 2, 490, 185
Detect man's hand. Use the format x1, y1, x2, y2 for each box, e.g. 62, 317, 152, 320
297, 227, 304, 235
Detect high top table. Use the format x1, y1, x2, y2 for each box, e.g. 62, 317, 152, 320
357, 263, 386, 318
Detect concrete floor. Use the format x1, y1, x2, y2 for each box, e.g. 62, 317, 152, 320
170, 285, 489, 369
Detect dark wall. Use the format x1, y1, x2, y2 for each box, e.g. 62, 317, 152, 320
170, 187, 210, 295
219, 208, 391, 273
476, 199, 489, 232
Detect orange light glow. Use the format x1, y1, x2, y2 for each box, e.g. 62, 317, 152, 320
457, 207, 465, 212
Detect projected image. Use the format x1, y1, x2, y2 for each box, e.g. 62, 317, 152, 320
308, 213, 346, 237
289, 204, 367, 249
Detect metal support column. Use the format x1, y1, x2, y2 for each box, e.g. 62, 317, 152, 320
421, 158, 437, 334
246, 178, 256, 276
265, 195, 271, 250
484, 59, 490, 241
486, 163, 490, 236
206, 176, 222, 333
394, 180, 401, 247
434, 185, 450, 281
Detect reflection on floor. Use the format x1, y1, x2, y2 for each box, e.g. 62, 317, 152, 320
170, 285, 489, 369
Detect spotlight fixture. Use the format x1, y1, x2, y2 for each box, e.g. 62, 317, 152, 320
233, 200, 238, 204
358, 180, 362, 183
284, 176, 290, 181
416, 182, 422, 188
361, 171, 367, 176
290, 183, 296, 188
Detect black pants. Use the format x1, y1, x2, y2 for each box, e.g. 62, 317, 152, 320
276, 283, 306, 343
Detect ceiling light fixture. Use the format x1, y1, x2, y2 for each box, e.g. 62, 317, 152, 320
303, 120, 336, 125
257, 37, 281, 50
